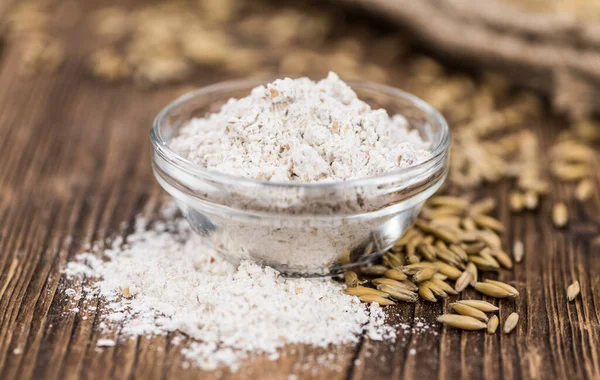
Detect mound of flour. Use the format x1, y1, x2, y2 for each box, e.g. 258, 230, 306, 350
65, 210, 396, 371
170, 72, 430, 182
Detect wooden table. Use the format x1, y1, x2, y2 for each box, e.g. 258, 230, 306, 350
0, 1, 599, 379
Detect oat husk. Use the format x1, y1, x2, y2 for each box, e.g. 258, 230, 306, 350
567, 281, 581, 301
552, 203, 569, 228
473, 282, 514, 298
418, 283, 437, 302
412, 267, 438, 283
437, 314, 487, 330
575, 180, 593, 201
456, 300, 498, 312
450, 303, 489, 322
503, 312, 519, 334
433, 261, 463, 280
359, 294, 395, 306
509, 192, 524, 212
487, 315, 499, 334
454, 268, 473, 293
360, 265, 389, 276
384, 268, 408, 281
431, 278, 457, 295
345, 286, 389, 298
484, 279, 519, 296
513, 241, 524, 263
345, 271, 359, 287
424, 280, 448, 298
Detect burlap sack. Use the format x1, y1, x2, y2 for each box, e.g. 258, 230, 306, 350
337, 0, 600, 118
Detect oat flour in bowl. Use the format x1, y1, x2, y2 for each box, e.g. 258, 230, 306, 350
157, 72, 442, 275
170, 72, 430, 183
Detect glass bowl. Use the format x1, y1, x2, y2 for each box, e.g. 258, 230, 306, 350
151, 77, 450, 276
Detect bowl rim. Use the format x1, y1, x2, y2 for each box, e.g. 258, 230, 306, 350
151, 75, 451, 189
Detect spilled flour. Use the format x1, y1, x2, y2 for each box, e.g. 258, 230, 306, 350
170, 72, 430, 182
64, 207, 396, 371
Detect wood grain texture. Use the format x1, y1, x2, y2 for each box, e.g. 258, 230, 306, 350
0, 1, 599, 379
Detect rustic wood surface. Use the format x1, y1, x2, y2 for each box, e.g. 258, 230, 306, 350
1, 1, 600, 379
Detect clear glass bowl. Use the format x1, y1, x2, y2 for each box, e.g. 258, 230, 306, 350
151, 77, 450, 276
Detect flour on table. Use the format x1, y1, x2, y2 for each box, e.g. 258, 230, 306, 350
96, 339, 116, 347
65, 210, 396, 371
170, 72, 430, 183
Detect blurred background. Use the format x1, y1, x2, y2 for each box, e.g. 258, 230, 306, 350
1, 0, 599, 194
0, 0, 600, 111
5, 0, 600, 118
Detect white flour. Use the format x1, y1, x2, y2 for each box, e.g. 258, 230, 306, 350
170, 72, 430, 182
65, 211, 396, 371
